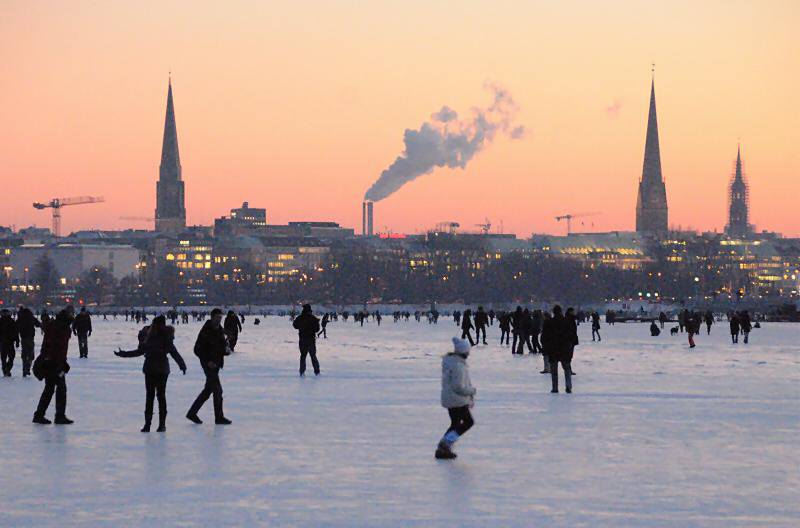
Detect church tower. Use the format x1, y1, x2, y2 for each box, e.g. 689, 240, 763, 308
155, 78, 186, 233
635, 75, 669, 233
725, 145, 752, 237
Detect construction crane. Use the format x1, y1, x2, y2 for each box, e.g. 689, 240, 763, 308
119, 216, 155, 223
554, 212, 601, 235
32, 196, 105, 237
475, 218, 492, 235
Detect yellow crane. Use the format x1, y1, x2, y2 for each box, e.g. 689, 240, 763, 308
33, 196, 105, 237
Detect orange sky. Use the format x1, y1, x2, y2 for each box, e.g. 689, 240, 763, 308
1, 1, 798, 237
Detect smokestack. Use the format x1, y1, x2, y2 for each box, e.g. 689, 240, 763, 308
362, 201, 367, 236
367, 201, 374, 236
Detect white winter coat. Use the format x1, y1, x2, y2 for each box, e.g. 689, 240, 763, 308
441, 353, 476, 409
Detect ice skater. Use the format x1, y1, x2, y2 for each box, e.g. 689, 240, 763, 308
546, 305, 572, 393
32, 306, 75, 425
591, 311, 601, 342
72, 307, 92, 359
186, 308, 232, 425
498, 311, 511, 346
318, 313, 329, 339
474, 306, 489, 345
435, 337, 476, 460
17, 305, 41, 377
0, 309, 19, 376
460, 309, 476, 346
115, 315, 187, 432
293, 304, 321, 376
223, 310, 242, 352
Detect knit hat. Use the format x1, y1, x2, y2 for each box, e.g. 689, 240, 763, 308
452, 337, 471, 356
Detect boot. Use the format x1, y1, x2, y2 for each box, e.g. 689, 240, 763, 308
214, 397, 230, 425
32, 414, 51, 425
157, 413, 166, 432
215, 416, 232, 425
141, 413, 152, 433
435, 441, 457, 459
54, 415, 74, 425
186, 411, 202, 424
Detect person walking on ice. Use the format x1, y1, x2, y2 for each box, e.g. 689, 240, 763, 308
435, 337, 476, 460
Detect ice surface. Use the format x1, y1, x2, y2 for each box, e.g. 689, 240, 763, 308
0, 317, 798, 527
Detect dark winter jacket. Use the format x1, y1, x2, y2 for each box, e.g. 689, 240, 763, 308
460, 314, 473, 332
293, 311, 320, 341
224, 314, 242, 336
16, 308, 41, 339
0, 314, 19, 346
194, 320, 228, 369
118, 326, 186, 376
541, 314, 569, 361
511, 309, 525, 334
729, 317, 740, 334
498, 313, 511, 331
72, 312, 92, 335
474, 310, 489, 328
40, 311, 73, 369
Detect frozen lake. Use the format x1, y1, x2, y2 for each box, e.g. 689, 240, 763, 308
0, 316, 798, 527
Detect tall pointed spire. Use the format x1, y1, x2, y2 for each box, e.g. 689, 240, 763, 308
636, 73, 669, 233
155, 76, 186, 233
726, 143, 751, 237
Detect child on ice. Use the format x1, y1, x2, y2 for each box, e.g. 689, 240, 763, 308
435, 337, 476, 460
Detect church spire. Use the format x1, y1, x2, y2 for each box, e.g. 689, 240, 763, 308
155, 76, 186, 233
726, 143, 751, 237
635, 73, 669, 233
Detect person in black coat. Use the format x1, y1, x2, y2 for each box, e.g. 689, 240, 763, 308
223, 310, 242, 351
72, 307, 92, 358
16, 306, 41, 377
510, 306, 524, 354
498, 312, 511, 346
116, 315, 186, 432
546, 305, 572, 393
565, 307, 579, 375
186, 308, 231, 425
460, 309, 476, 346
474, 307, 489, 345
293, 304, 321, 376
0, 309, 20, 377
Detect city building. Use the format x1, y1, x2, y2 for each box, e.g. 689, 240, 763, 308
635, 75, 669, 233
5, 243, 142, 284
155, 78, 187, 234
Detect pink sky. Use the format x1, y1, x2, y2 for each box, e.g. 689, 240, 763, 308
1, 1, 798, 236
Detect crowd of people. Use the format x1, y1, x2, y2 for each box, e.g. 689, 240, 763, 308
0, 302, 761, 458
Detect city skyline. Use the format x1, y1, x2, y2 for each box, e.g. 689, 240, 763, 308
2, 1, 798, 237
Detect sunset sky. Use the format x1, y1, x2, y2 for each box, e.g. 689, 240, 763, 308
1, 1, 798, 237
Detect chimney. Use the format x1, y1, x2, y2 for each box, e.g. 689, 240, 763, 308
362, 201, 367, 236
367, 201, 374, 236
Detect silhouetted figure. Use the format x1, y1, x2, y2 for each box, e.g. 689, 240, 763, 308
186, 308, 231, 425
33, 306, 75, 425
539, 312, 552, 373
545, 306, 572, 393
435, 337, 476, 460
740, 310, 752, 344
223, 310, 242, 351
293, 304, 321, 376
591, 311, 601, 342
318, 313, 329, 339
659, 311, 668, 329
16, 305, 41, 377
650, 321, 661, 336
516, 309, 534, 354
116, 316, 187, 432
704, 310, 714, 335
729, 313, 740, 343
72, 307, 92, 358
0, 309, 19, 377
498, 312, 511, 346
510, 306, 524, 354
474, 306, 489, 345
460, 309, 476, 346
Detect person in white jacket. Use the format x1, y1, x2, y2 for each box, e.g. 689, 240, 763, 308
435, 337, 476, 460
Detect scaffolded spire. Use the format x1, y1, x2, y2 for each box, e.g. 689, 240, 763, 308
726, 143, 751, 237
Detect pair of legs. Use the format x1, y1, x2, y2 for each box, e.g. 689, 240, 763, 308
299, 338, 320, 375
226, 333, 238, 351
550, 359, 572, 393
1, 343, 15, 376
541, 354, 550, 373
688, 332, 696, 348
516, 334, 532, 354
143, 372, 169, 431
187, 366, 227, 423
592, 328, 601, 341
77, 333, 89, 358
461, 329, 475, 346
731, 332, 738, 344
437, 405, 474, 456
475, 326, 487, 344
21, 338, 35, 377
500, 329, 509, 345
743, 331, 749, 344
34, 373, 69, 422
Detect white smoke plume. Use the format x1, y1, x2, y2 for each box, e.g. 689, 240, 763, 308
364, 84, 525, 202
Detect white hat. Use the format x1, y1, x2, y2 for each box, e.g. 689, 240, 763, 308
452, 337, 471, 356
